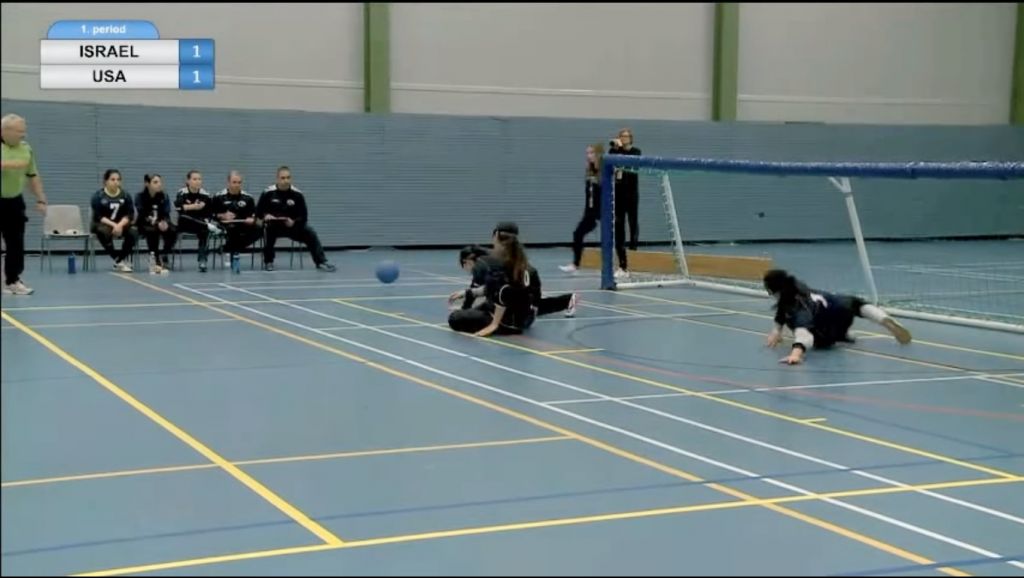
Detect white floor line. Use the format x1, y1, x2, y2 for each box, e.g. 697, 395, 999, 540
546, 373, 1024, 405
174, 281, 1023, 570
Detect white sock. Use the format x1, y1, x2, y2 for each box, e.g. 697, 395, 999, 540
859, 304, 888, 324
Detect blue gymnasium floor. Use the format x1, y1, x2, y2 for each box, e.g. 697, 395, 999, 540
2, 241, 1023, 576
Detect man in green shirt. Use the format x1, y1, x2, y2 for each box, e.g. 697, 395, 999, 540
1, 114, 48, 295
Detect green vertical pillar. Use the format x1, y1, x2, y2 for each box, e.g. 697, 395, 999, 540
712, 2, 739, 121
364, 2, 390, 113
1012, 3, 1024, 124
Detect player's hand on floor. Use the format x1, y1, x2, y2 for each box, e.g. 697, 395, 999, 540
765, 330, 782, 348
474, 324, 499, 337
779, 350, 804, 365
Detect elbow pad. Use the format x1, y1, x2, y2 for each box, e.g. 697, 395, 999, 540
794, 328, 815, 350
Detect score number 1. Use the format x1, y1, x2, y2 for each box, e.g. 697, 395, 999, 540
178, 39, 214, 90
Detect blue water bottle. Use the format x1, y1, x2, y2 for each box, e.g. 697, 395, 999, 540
67, 253, 77, 274
231, 253, 240, 274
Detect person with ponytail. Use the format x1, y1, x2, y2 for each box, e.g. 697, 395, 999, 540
559, 143, 606, 274
763, 269, 912, 365
135, 173, 177, 274
451, 233, 578, 319
448, 222, 538, 337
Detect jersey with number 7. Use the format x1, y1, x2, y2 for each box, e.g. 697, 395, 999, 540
91, 189, 135, 224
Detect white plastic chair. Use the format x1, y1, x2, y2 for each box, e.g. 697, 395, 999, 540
40, 205, 94, 272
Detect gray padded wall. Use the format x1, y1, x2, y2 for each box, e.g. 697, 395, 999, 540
4, 99, 1022, 252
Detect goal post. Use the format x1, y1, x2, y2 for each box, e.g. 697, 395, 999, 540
597, 155, 1024, 333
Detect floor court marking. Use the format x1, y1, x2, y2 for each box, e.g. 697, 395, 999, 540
317, 312, 676, 332
545, 373, 1024, 405
0, 318, 236, 330
407, 266, 1024, 363
0, 436, 570, 489
75, 476, 1022, 577
0, 291, 612, 313
0, 310, 343, 547
279, 298, 1022, 529
615, 291, 1024, 364
332, 298, 1020, 480
185, 275, 486, 286
579, 301, 737, 322
596, 296, 1024, 390
193, 279, 599, 292
310, 300, 1024, 529
111, 275, 966, 575
197, 282, 1020, 567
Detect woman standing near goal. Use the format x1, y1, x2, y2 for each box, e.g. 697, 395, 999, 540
764, 269, 912, 365
560, 143, 604, 274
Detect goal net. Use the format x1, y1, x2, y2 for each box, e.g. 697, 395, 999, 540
592, 156, 1024, 333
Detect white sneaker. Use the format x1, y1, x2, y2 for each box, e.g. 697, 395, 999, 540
565, 293, 579, 318
3, 281, 34, 295
559, 264, 578, 273
113, 261, 133, 273
614, 268, 630, 279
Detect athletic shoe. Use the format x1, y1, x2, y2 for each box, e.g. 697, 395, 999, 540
559, 264, 578, 273
113, 261, 133, 273
565, 293, 579, 318
317, 262, 336, 272
3, 281, 34, 295
882, 318, 912, 345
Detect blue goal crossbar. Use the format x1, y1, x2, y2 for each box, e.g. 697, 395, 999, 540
599, 156, 1024, 291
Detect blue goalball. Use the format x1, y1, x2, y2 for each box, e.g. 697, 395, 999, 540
376, 260, 400, 284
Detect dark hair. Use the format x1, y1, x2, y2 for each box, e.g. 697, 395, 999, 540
142, 173, 162, 194
492, 221, 519, 237
103, 169, 121, 182
459, 245, 490, 268
186, 170, 201, 181
494, 231, 529, 285
277, 165, 291, 176
763, 269, 811, 310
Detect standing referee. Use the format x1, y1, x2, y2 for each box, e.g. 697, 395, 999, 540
1, 114, 47, 295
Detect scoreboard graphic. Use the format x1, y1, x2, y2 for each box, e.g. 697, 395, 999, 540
40, 20, 214, 90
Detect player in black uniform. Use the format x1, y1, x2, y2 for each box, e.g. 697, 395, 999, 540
449, 244, 491, 311
212, 171, 262, 257
173, 170, 215, 272
90, 169, 137, 272
448, 225, 536, 337
256, 166, 335, 272
135, 173, 176, 274
454, 223, 578, 317
763, 269, 912, 365
608, 128, 641, 278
